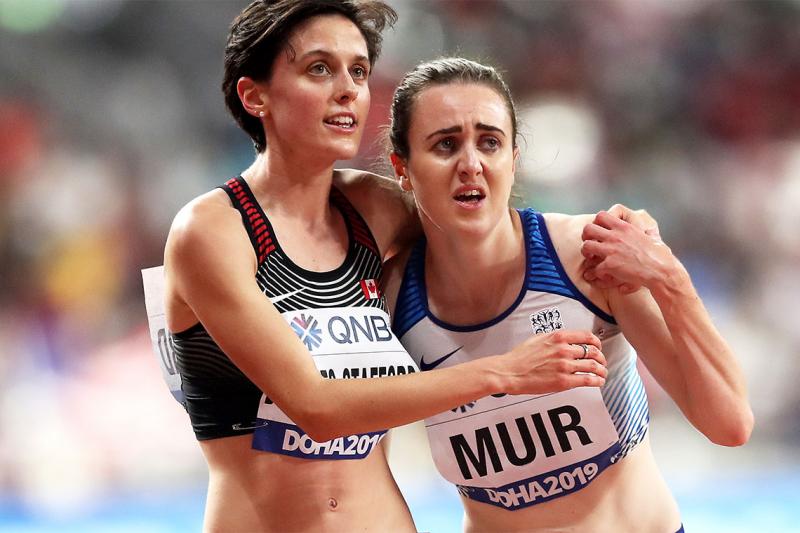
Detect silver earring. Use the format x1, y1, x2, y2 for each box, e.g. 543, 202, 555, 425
258, 111, 265, 118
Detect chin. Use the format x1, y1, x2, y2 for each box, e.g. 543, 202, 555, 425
324, 142, 360, 163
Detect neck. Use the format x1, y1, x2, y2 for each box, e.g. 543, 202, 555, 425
241, 149, 336, 223
424, 209, 525, 314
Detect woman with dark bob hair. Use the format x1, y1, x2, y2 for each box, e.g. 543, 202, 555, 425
384, 57, 754, 532
161, 2, 615, 530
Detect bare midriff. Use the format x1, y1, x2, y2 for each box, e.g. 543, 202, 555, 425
461, 438, 682, 533
199, 435, 415, 533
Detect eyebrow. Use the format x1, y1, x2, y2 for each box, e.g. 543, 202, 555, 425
425, 123, 506, 139
296, 49, 369, 64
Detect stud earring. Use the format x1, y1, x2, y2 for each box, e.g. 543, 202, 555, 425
258, 111, 265, 118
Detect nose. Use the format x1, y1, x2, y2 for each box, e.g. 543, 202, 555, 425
335, 73, 359, 104
457, 145, 482, 179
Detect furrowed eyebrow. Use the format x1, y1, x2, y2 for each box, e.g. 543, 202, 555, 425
476, 123, 506, 136
426, 126, 461, 139
426, 123, 506, 139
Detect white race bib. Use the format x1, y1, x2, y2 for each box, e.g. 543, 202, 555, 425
252, 307, 418, 459
141, 266, 183, 403
427, 387, 619, 488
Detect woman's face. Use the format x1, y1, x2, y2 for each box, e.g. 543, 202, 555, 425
258, 14, 371, 164
394, 83, 517, 239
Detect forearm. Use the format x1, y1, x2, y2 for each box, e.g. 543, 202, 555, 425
649, 265, 753, 445
297, 356, 500, 442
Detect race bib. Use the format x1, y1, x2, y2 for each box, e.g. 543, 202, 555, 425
141, 266, 183, 404
427, 387, 620, 508
252, 307, 418, 459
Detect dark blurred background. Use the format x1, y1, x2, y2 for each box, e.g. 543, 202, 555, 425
1, 1, 798, 531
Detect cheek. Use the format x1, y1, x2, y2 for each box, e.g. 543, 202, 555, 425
355, 90, 371, 129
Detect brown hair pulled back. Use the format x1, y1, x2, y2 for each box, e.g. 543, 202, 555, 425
389, 57, 518, 161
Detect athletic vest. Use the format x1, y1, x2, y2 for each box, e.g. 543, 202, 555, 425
393, 208, 649, 510
170, 176, 417, 460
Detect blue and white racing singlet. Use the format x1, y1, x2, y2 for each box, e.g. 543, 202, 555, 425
393, 209, 649, 510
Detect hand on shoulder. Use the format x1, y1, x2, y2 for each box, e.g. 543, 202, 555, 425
580, 207, 688, 296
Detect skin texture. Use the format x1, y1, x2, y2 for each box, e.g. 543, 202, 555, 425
164, 18, 609, 532
386, 81, 753, 532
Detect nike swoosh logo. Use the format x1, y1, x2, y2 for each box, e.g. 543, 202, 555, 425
419, 346, 463, 371
268, 288, 304, 304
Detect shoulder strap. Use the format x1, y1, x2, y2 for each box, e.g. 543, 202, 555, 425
524, 209, 615, 324
219, 176, 276, 264
392, 238, 428, 338
330, 187, 381, 257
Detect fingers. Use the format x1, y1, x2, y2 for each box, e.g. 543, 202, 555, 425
549, 329, 601, 350
581, 221, 612, 243
568, 342, 605, 365
606, 203, 631, 219
583, 269, 643, 293
562, 372, 606, 389
581, 238, 611, 260
572, 357, 607, 379
593, 210, 629, 231
606, 204, 659, 234
579, 343, 606, 367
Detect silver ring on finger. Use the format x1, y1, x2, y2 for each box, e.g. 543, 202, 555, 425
579, 344, 589, 359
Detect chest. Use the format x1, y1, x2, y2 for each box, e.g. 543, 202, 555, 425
402, 292, 616, 372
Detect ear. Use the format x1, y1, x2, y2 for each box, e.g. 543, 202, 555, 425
512, 145, 520, 174
237, 76, 268, 118
390, 153, 413, 191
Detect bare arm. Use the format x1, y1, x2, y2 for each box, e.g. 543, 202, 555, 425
165, 199, 605, 443
333, 169, 420, 260
581, 211, 754, 446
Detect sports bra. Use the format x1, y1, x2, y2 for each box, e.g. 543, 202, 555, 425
172, 176, 417, 461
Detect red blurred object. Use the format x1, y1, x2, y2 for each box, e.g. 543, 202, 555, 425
0, 100, 43, 181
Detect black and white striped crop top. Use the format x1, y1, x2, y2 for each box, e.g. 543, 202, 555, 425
171, 176, 386, 441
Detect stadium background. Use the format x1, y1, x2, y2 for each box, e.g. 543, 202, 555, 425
0, 1, 798, 531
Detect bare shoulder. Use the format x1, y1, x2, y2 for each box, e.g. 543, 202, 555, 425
163, 188, 255, 330
541, 212, 611, 314
333, 168, 419, 259
333, 168, 411, 211
165, 189, 255, 294
166, 188, 242, 255
542, 212, 595, 254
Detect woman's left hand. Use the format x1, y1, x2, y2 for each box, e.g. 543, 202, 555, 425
580, 210, 679, 293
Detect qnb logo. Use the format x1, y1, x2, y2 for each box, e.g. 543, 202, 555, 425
452, 401, 476, 414
291, 313, 322, 350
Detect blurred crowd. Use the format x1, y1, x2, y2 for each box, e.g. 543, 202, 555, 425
0, 0, 798, 524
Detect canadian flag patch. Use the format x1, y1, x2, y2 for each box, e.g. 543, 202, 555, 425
360, 279, 381, 300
